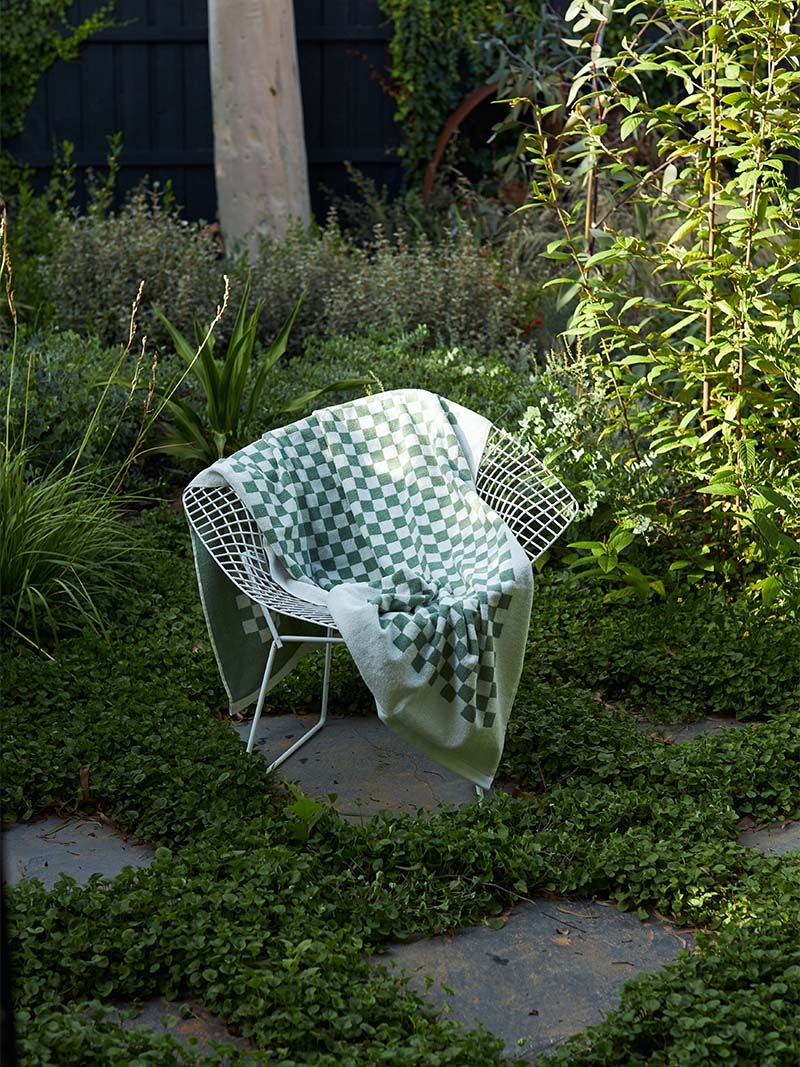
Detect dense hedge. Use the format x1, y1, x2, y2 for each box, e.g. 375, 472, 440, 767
3, 508, 798, 1064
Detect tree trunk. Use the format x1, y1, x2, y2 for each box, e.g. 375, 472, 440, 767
208, 0, 310, 256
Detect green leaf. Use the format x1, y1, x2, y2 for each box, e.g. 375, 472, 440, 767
667, 217, 700, 246
620, 113, 645, 140
276, 378, 372, 416
760, 575, 781, 607
243, 290, 306, 431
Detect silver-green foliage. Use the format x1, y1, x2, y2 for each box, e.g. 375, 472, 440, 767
40, 184, 227, 345
38, 188, 534, 357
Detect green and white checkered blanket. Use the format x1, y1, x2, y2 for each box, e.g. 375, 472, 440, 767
188, 389, 533, 787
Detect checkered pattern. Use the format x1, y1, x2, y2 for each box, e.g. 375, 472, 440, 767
235, 592, 269, 643
224, 391, 517, 728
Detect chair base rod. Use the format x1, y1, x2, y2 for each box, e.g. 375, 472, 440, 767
279, 635, 345, 645
267, 717, 327, 772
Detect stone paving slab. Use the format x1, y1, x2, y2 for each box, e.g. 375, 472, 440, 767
637, 715, 748, 743
380, 898, 694, 1061
113, 997, 250, 1057
232, 713, 476, 820
2, 815, 154, 890
738, 819, 800, 856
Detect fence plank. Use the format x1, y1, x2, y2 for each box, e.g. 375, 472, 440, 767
6, 1, 402, 222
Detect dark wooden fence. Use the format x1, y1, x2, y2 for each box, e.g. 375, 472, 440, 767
5, 0, 402, 221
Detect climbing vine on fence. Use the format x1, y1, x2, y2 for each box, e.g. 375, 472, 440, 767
0, 0, 115, 144
377, 0, 543, 182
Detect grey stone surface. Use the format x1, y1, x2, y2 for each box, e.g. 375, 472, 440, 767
2, 816, 154, 889
380, 899, 694, 1061
114, 997, 250, 1057
738, 819, 800, 857
637, 716, 748, 744
232, 713, 476, 821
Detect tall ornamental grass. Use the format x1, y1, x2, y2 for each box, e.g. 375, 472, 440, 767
0, 205, 139, 648
0, 447, 137, 647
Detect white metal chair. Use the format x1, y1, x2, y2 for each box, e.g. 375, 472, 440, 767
183, 425, 577, 789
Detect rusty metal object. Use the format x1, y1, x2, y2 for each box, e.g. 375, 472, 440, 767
422, 82, 499, 202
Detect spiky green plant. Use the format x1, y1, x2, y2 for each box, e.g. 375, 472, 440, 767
0, 201, 139, 649
154, 280, 371, 466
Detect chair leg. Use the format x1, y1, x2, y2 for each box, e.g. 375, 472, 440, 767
265, 629, 334, 774
319, 630, 333, 725
247, 642, 278, 753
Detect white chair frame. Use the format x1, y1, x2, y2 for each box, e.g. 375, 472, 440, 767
183, 426, 578, 793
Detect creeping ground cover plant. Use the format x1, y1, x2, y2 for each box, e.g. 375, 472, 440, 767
2, 502, 798, 1065
2, 3, 799, 1060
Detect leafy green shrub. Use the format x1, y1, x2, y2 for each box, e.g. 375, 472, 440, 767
37, 187, 536, 357
260, 326, 540, 434
331, 229, 532, 354
253, 221, 536, 356
518, 352, 674, 529
0, 323, 558, 492
0, 329, 142, 469
522, 0, 800, 596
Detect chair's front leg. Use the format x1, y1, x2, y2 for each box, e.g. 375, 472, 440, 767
246, 641, 278, 753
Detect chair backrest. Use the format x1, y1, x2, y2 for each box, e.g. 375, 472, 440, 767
475, 426, 578, 563
183, 422, 578, 612
183, 483, 335, 623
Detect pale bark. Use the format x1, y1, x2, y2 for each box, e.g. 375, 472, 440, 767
208, 0, 310, 256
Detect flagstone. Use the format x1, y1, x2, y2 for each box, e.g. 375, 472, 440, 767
232, 713, 476, 820
637, 715, 749, 743
738, 818, 799, 856
380, 898, 694, 1062
112, 997, 250, 1058
2, 815, 154, 889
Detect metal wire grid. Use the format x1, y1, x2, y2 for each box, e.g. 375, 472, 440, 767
475, 426, 578, 563
183, 425, 577, 624
184, 483, 337, 628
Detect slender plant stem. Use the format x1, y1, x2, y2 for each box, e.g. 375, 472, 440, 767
703, 0, 720, 420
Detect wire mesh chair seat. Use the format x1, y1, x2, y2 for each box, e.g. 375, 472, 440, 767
183, 423, 577, 781
184, 481, 338, 629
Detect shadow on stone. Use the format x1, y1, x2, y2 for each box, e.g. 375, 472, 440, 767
637, 716, 748, 744
113, 997, 250, 1058
738, 819, 800, 857
232, 713, 476, 821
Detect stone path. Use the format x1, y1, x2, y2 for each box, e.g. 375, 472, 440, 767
232, 712, 477, 821
738, 818, 800, 857
3, 814, 154, 890
3, 712, 796, 1061
637, 715, 749, 743
381, 898, 694, 1062
112, 997, 251, 1057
